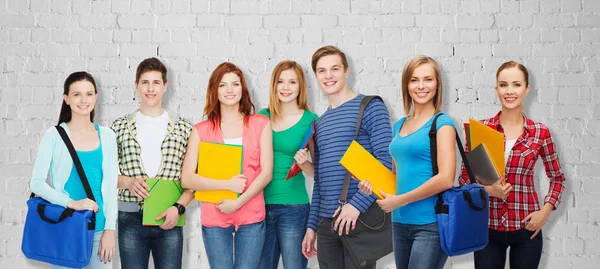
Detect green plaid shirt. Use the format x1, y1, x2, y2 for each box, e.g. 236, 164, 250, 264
111, 110, 193, 209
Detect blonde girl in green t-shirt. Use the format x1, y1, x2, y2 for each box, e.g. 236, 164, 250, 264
258, 60, 319, 269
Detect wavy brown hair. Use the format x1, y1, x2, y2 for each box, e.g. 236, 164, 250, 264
203, 62, 255, 125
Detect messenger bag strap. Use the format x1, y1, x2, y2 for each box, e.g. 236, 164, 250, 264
339, 95, 383, 203
55, 125, 96, 202
429, 113, 476, 185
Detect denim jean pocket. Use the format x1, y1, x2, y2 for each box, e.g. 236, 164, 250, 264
118, 211, 134, 224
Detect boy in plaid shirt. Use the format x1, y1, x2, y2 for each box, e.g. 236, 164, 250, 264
111, 58, 194, 269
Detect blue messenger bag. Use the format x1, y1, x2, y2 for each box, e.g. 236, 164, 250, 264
430, 114, 489, 256
22, 126, 96, 268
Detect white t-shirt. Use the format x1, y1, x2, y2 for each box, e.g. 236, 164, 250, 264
505, 139, 517, 163
223, 137, 243, 146
136, 111, 169, 178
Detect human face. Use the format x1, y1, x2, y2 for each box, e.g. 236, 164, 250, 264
314, 54, 349, 95
135, 71, 166, 108
408, 63, 437, 106
277, 69, 300, 104
496, 67, 530, 111
63, 80, 97, 117
218, 72, 243, 106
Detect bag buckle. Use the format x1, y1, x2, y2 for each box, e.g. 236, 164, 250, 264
338, 199, 348, 206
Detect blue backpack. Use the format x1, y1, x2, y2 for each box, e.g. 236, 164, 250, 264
430, 114, 489, 256
22, 126, 96, 268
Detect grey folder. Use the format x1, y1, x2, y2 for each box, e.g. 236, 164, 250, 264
466, 144, 501, 186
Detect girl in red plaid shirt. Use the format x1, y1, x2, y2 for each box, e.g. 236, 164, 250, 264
459, 61, 566, 269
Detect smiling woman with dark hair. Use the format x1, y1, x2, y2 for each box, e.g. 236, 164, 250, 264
30, 71, 118, 269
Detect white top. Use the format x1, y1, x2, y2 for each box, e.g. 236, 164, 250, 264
223, 137, 243, 146
505, 139, 517, 163
136, 111, 169, 178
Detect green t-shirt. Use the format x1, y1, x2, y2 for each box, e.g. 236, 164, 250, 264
258, 108, 318, 204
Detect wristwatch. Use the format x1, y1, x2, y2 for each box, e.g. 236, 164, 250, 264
173, 203, 186, 215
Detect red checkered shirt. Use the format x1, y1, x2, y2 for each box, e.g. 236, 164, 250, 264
458, 112, 566, 232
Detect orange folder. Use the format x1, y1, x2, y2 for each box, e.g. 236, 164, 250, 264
339, 141, 396, 200
194, 142, 243, 203
468, 118, 505, 177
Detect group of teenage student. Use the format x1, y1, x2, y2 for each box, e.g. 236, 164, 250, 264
30, 45, 566, 269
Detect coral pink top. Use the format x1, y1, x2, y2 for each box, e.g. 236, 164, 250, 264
195, 114, 269, 229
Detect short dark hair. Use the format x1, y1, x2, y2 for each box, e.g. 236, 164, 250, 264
136, 57, 167, 83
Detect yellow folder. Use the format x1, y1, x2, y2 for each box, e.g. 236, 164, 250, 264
339, 141, 396, 200
194, 142, 243, 203
468, 118, 505, 177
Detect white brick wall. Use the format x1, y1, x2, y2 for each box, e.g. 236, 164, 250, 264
0, 0, 598, 268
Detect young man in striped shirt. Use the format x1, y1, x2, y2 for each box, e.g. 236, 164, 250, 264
301, 46, 393, 269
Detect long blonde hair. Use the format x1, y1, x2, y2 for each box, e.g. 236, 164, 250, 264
267, 60, 310, 121
401, 55, 443, 115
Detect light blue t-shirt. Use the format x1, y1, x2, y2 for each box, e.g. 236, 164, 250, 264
63, 124, 105, 231
390, 112, 455, 225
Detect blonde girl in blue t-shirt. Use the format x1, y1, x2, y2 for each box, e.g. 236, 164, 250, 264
359, 56, 456, 269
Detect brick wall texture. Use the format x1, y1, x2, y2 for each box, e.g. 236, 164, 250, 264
1, 0, 599, 268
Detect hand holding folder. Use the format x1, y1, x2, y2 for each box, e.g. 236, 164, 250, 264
194, 142, 244, 204
466, 119, 506, 184
339, 141, 396, 200
143, 179, 185, 227
466, 144, 501, 186
285, 121, 315, 180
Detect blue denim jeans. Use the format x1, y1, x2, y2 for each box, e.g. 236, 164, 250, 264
202, 220, 266, 269
117, 211, 183, 269
474, 228, 543, 269
259, 204, 309, 269
52, 231, 112, 269
393, 222, 448, 269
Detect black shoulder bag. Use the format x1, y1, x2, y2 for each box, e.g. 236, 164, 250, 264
335, 95, 393, 268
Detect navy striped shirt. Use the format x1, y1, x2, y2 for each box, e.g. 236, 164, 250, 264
308, 94, 393, 231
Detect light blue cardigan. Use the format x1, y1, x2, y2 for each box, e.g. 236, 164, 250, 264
30, 122, 118, 230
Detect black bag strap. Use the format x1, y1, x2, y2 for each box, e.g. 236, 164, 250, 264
430, 113, 480, 215
429, 113, 476, 185
36, 203, 74, 224
463, 190, 487, 211
55, 125, 96, 201
339, 95, 383, 203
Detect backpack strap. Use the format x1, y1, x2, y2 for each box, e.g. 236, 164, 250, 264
339, 95, 383, 204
